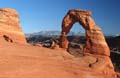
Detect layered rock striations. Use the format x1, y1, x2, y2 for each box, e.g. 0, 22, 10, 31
0, 8, 26, 44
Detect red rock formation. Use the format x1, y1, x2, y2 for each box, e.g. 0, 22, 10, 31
59, 32, 69, 50
59, 9, 116, 77
60, 9, 110, 56
0, 8, 26, 44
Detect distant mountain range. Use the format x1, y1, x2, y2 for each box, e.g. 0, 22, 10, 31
25, 30, 85, 36
25, 30, 119, 37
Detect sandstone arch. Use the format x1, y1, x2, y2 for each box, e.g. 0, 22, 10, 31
59, 9, 110, 56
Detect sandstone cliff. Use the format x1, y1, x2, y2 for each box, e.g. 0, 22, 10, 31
0, 8, 26, 44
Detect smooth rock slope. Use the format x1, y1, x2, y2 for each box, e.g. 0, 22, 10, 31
0, 42, 116, 78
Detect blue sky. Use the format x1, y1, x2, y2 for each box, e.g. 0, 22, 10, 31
0, 0, 120, 35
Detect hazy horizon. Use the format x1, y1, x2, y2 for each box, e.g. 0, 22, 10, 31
0, 0, 120, 35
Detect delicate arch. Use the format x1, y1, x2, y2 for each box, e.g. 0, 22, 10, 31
59, 9, 110, 56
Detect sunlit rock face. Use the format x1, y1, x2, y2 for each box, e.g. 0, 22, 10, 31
59, 9, 116, 78
0, 8, 26, 44
60, 9, 110, 56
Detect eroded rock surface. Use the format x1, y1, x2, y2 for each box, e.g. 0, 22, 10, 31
59, 9, 116, 77
60, 9, 110, 56
0, 8, 26, 44
59, 32, 69, 50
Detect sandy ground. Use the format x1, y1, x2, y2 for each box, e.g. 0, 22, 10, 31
0, 41, 116, 78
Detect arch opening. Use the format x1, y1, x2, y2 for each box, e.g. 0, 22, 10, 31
67, 22, 86, 57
